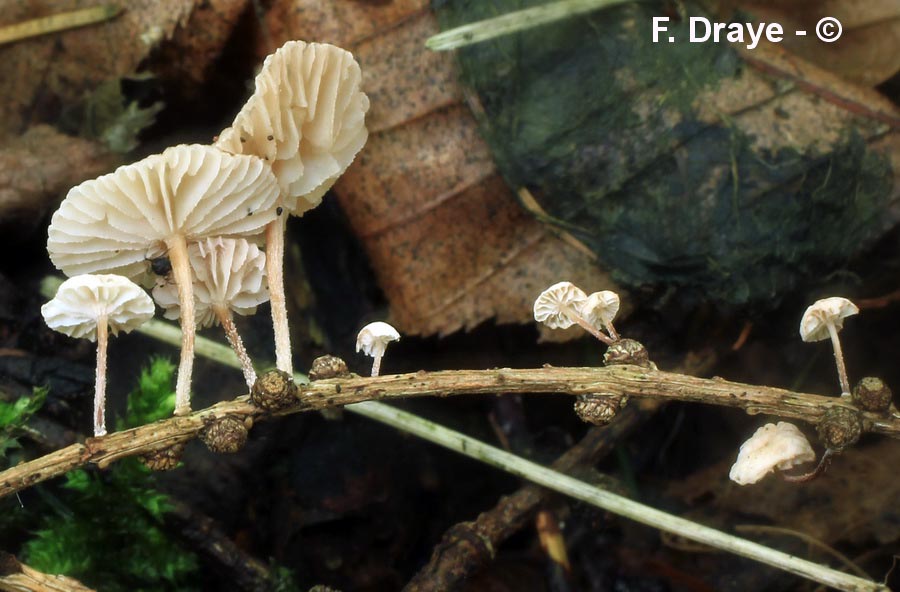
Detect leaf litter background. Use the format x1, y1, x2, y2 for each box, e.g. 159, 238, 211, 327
1, 0, 900, 590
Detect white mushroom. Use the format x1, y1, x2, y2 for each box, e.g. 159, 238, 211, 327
581, 290, 621, 341
800, 297, 859, 395
533, 282, 613, 345
729, 422, 816, 485
356, 322, 400, 377
216, 40, 369, 377
153, 237, 268, 388
41, 274, 154, 436
47, 144, 280, 415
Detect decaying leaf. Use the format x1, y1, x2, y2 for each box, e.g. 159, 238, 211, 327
266, 0, 618, 337
438, 0, 900, 308
737, 0, 900, 86
0, 0, 248, 137
0, 125, 117, 242
672, 438, 900, 546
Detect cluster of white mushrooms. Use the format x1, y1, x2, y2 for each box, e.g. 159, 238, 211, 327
41, 40, 370, 436
532, 281, 621, 343
731, 296, 870, 485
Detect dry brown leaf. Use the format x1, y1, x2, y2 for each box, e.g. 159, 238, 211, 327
0, 0, 247, 137
671, 437, 900, 546
0, 125, 117, 241
266, 1, 618, 337
738, 0, 900, 85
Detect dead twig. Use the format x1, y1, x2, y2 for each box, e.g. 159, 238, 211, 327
0, 552, 95, 592
0, 364, 896, 499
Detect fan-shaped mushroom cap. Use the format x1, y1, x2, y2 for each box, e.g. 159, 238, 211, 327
729, 422, 815, 485
356, 321, 400, 358
41, 274, 154, 339
581, 290, 620, 329
47, 144, 280, 279
153, 237, 268, 327
533, 282, 588, 330
799, 297, 859, 342
215, 41, 369, 215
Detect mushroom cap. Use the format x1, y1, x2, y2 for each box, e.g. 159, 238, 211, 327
799, 297, 859, 342
215, 41, 369, 216
41, 274, 154, 341
47, 144, 280, 280
581, 290, 620, 328
152, 237, 268, 328
533, 281, 588, 330
729, 422, 815, 485
356, 321, 400, 357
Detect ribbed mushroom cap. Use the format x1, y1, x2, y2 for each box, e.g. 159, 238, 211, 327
41, 274, 154, 340
215, 41, 369, 215
581, 290, 620, 329
356, 321, 400, 358
153, 237, 268, 328
729, 422, 815, 485
47, 144, 280, 279
799, 297, 859, 342
533, 281, 588, 330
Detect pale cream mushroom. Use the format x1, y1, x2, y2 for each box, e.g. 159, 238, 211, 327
533, 282, 613, 345
729, 422, 815, 485
216, 40, 369, 376
356, 322, 400, 377
41, 274, 154, 436
47, 144, 280, 415
581, 290, 621, 341
800, 297, 859, 395
153, 237, 268, 388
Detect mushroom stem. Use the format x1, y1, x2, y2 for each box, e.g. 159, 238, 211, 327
605, 321, 620, 342
826, 322, 851, 395
166, 235, 196, 416
214, 305, 257, 388
94, 314, 108, 437
266, 217, 292, 376
371, 354, 383, 377
782, 449, 834, 483
571, 312, 614, 345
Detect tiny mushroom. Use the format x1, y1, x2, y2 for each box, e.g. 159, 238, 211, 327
581, 290, 621, 341
41, 274, 154, 436
356, 321, 400, 377
533, 282, 613, 344
47, 144, 280, 415
729, 422, 816, 485
153, 237, 268, 389
216, 40, 369, 377
799, 297, 859, 395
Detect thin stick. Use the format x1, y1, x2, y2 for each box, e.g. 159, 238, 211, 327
214, 306, 256, 388
166, 235, 196, 416
265, 217, 292, 375
353, 401, 886, 592
94, 316, 108, 437
0, 5, 121, 46
425, 0, 632, 51
0, 551, 95, 591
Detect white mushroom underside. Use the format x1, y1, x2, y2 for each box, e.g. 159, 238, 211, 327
47, 145, 280, 279
729, 422, 816, 485
356, 321, 400, 357
215, 41, 369, 215
41, 274, 154, 340
533, 281, 588, 330
153, 237, 268, 328
581, 290, 620, 328
799, 297, 859, 342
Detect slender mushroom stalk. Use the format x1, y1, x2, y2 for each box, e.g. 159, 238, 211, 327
533, 282, 614, 345
214, 41, 370, 376
799, 297, 859, 396
165, 234, 196, 415
266, 215, 290, 374
153, 237, 270, 390
47, 145, 280, 415
356, 322, 401, 377
41, 275, 154, 436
